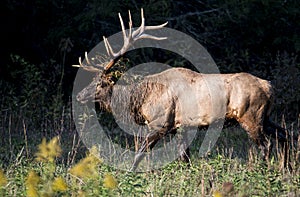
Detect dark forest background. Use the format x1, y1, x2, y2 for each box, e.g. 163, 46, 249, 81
1, 0, 299, 139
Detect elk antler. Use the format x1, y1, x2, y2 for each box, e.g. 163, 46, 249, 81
73, 8, 168, 73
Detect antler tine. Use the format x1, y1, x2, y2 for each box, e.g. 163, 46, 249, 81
145, 22, 169, 30
134, 34, 167, 41
132, 8, 144, 38
118, 12, 127, 45
139, 8, 145, 37
75, 56, 101, 72
132, 8, 167, 40
128, 10, 132, 38
85, 51, 91, 65
103, 36, 110, 56
104, 36, 118, 57
73, 52, 110, 72
78, 56, 83, 66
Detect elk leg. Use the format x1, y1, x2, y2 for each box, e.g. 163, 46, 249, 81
258, 136, 271, 160
249, 133, 271, 161
246, 128, 270, 161
130, 131, 161, 171
238, 115, 270, 161
177, 131, 191, 164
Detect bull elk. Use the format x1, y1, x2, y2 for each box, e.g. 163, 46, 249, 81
74, 9, 289, 171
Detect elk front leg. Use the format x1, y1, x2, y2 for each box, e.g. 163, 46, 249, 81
130, 131, 161, 171
177, 130, 191, 164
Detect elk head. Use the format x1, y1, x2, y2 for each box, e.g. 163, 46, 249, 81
74, 9, 168, 111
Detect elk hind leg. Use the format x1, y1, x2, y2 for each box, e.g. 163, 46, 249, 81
239, 116, 271, 161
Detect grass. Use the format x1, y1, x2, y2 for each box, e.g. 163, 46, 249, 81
0, 101, 299, 196
0, 147, 299, 196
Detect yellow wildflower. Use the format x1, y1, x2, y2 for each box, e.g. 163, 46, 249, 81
26, 171, 40, 186
84, 153, 101, 164
35, 136, 62, 162
69, 156, 96, 179
69, 160, 86, 178
103, 173, 117, 189
26, 185, 39, 197
0, 169, 7, 187
52, 176, 68, 192
89, 146, 99, 156
26, 171, 40, 197
69, 154, 101, 180
213, 190, 223, 197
